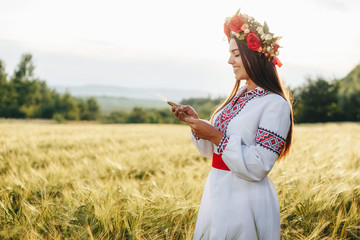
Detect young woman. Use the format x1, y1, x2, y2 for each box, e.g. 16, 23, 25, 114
171, 10, 293, 240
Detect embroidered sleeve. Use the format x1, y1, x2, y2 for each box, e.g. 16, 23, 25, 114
217, 134, 229, 154
191, 130, 200, 140
255, 127, 285, 156
219, 96, 291, 182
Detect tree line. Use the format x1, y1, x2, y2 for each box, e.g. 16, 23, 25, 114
103, 65, 360, 124
1, 53, 359, 123
292, 64, 360, 123
0, 54, 99, 122
100, 97, 223, 124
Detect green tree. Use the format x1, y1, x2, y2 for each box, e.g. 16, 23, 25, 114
3, 53, 39, 118
38, 84, 57, 118
101, 111, 129, 123
0, 54, 102, 120
11, 54, 36, 107
76, 97, 100, 120
77, 99, 88, 120
181, 96, 223, 119
55, 92, 80, 120
150, 108, 182, 124
293, 77, 341, 123
127, 107, 148, 123
86, 97, 100, 120
0, 60, 9, 116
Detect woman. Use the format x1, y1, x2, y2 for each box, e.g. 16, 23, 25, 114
171, 10, 293, 240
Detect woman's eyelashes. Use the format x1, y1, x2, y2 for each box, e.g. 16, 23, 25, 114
233, 51, 240, 57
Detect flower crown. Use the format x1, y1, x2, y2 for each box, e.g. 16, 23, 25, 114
224, 9, 282, 67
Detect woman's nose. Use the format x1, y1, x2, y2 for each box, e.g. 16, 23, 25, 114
228, 56, 233, 65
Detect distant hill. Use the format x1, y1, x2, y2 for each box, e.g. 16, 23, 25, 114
86, 96, 166, 113
338, 63, 360, 121
52, 85, 214, 101
53, 84, 218, 113
52, 85, 222, 114
338, 64, 360, 96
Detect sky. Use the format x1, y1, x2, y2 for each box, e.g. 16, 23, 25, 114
0, 0, 359, 96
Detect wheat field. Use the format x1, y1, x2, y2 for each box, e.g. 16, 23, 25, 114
0, 122, 359, 239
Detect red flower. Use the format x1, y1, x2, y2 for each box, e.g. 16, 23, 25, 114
224, 21, 231, 39
272, 44, 280, 51
229, 15, 243, 33
272, 57, 282, 67
245, 32, 261, 51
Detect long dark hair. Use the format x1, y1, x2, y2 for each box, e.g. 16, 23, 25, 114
210, 36, 294, 160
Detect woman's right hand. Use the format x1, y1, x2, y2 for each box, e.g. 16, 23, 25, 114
168, 101, 199, 122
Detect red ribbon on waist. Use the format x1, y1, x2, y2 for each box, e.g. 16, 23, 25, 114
212, 153, 230, 171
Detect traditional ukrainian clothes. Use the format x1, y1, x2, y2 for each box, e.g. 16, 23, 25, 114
192, 85, 291, 240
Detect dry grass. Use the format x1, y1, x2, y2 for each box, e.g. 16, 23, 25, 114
0, 122, 359, 239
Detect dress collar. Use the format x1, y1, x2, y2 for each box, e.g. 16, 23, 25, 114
237, 84, 268, 98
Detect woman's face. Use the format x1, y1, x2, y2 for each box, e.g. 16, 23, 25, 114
228, 38, 250, 81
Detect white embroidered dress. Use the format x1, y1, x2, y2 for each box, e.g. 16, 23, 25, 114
192, 85, 291, 240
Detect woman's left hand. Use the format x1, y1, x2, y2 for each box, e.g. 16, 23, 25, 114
185, 117, 223, 146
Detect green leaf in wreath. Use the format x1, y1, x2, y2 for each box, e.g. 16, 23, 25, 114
263, 21, 270, 33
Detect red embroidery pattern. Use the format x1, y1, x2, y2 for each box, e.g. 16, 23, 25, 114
215, 88, 269, 153
215, 88, 269, 134
217, 135, 229, 154
256, 127, 285, 155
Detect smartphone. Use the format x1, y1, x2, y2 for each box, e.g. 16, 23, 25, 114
157, 93, 189, 117
166, 101, 189, 117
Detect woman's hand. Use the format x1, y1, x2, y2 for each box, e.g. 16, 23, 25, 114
185, 118, 223, 146
169, 101, 199, 122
